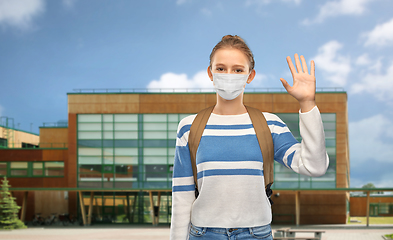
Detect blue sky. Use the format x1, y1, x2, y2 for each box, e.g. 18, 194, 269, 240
1, 0, 393, 188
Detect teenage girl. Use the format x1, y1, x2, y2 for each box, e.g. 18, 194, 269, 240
170, 35, 329, 240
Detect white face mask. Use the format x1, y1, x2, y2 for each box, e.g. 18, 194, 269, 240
212, 72, 249, 100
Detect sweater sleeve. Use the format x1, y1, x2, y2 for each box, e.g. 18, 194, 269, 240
269, 106, 329, 177
170, 115, 196, 240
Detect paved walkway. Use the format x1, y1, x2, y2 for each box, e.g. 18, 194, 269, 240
0, 224, 392, 240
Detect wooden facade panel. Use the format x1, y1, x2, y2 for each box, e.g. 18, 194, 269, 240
301, 214, 347, 224
350, 196, 393, 216
272, 205, 296, 214
315, 93, 347, 103
244, 94, 274, 103
68, 113, 77, 187
69, 103, 140, 114
68, 191, 78, 216
336, 139, 348, 156
68, 94, 139, 104
336, 111, 347, 123
272, 94, 297, 103
336, 133, 348, 146
271, 192, 296, 204
43, 177, 67, 188
336, 174, 348, 188
300, 192, 346, 205
35, 191, 68, 218
337, 121, 348, 134
42, 149, 67, 161
8, 178, 44, 188
246, 103, 274, 113
100, 103, 139, 113
244, 94, 274, 112
316, 103, 346, 112
336, 163, 348, 174
140, 103, 206, 114
272, 103, 300, 113
350, 197, 366, 216
140, 94, 208, 103
204, 94, 217, 105
300, 204, 346, 215
39, 128, 68, 146
0, 149, 42, 162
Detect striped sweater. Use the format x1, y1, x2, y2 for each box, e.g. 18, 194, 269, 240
170, 106, 329, 240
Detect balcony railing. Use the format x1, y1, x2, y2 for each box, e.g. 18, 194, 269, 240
72, 87, 345, 93
0, 143, 68, 149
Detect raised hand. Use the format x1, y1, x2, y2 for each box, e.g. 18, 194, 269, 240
280, 53, 316, 112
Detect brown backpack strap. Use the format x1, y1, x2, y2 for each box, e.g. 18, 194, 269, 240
245, 106, 274, 189
188, 105, 215, 196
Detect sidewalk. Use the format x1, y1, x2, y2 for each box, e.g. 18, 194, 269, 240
0, 224, 392, 240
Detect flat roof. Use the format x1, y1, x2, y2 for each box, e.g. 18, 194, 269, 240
67, 88, 346, 95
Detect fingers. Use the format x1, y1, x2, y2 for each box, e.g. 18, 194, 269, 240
280, 78, 292, 92
294, 53, 303, 73
311, 60, 315, 77
300, 55, 308, 74
288, 54, 313, 75
286, 56, 296, 77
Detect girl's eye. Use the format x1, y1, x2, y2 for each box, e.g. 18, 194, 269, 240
235, 69, 244, 73
216, 67, 224, 71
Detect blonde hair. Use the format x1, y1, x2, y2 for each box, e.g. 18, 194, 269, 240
209, 35, 255, 72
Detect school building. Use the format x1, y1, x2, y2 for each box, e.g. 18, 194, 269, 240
1, 89, 390, 225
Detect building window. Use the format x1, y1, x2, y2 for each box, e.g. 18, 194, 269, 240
33, 162, 44, 176
77, 113, 184, 189
22, 142, 39, 148
77, 113, 336, 190
273, 113, 336, 189
10, 162, 28, 176
0, 162, 7, 176
45, 162, 64, 176
0, 138, 7, 148
0, 161, 64, 177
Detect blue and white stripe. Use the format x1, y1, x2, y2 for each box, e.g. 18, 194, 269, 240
170, 107, 329, 240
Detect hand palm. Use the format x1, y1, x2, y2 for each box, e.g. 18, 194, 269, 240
280, 54, 316, 102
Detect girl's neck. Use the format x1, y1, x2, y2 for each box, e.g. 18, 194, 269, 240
212, 93, 247, 115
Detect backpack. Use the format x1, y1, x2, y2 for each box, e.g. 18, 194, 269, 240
188, 105, 274, 204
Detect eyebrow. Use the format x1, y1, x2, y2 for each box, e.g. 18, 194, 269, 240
215, 63, 246, 68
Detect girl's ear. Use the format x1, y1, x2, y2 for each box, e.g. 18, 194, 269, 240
207, 66, 213, 81
247, 69, 256, 84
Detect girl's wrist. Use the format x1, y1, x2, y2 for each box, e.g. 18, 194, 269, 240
299, 100, 316, 113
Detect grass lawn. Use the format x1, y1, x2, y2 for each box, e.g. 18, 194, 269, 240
385, 234, 393, 239
348, 216, 393, 225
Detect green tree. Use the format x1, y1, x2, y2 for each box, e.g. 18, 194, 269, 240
362, 183, 382, 195
0, 177, 26, 229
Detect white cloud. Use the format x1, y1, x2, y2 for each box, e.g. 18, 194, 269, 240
302, 0, 374, 25
249, 73, 268, 88
146, 71, 213, 92
351, 61, 393, 101
0, 0, 45, 30
349, 114, 393, 164
355, 54, 370, 66
312, 40, 351, 86
355, 54, 383, 72
363, 18, 393, 47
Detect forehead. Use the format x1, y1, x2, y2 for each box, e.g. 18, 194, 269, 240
211, 48, 249, 66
